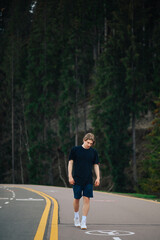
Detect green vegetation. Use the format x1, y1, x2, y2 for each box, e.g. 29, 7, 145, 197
0, 0, 160, 195
138, 98, 160, 197
115, 193, 160, 202
97, 190, 160, 202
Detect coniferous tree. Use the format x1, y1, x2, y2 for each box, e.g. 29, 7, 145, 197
122, 0, 160, 186
0, 0, 160, 191
91, 0, 160, 191
91, 39, 131, 191
139, 97, 160, 196
0, 0, 32, 183
25, 0, 60, 184
58, 0, 99, 149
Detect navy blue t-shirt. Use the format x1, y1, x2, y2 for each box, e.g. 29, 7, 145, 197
69, 146, 99, 186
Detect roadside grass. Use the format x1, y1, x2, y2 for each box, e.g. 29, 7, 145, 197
115, 193, 160, 202
97, 190, 160, 202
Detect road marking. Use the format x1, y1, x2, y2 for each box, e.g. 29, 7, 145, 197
4, 202, 9, 204
2, 186, 58, 240
2, 187, 16, 199
49, 197, 58, 240
41, 192, 58, 240
17, 187, 58, 240
34, 194, 51, 240
17, 187, 51, 240
16, 198, 44, 201
113, 238, 122, 240
85, 230, 135, 236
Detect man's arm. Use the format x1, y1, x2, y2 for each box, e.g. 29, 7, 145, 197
94, 164, 100, 187
68, 160, 75, 185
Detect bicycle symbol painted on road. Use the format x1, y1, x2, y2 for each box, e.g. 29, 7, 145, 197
85, 230, 135, 238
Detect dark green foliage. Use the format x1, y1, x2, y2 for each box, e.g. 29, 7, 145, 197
91, 0, 160, 191
91, 35, 131, 191
139, 98, 160, 196
0, 0, 160, 193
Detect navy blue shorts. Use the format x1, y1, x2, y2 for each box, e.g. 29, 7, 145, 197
73, 184, 93, 199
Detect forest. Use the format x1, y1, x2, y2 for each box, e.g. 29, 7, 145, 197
0, 0, 160, 196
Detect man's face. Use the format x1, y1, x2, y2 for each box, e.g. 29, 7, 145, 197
83, 139, 93, 149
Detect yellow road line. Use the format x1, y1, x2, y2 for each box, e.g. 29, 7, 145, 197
34, 193, 51, 240
50, 197, 58, 240
14, 186, 58, 240
18, 187, 51, 240
41, 192, 58, 240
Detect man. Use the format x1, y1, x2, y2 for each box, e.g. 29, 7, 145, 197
68, 133, 100, 230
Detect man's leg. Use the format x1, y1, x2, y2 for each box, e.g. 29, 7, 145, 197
73, 198, 81, 227
73, 198, 80, 212
81, 184, 93, 230
82, 196, 90, 216
81, 196, 90, 229
73, 185, 82, 227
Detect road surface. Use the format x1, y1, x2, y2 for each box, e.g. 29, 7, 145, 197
0, 184, 160, 240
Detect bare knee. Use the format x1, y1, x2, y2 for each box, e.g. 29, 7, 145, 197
83, 196, 90, 204
74, 198, 80, 204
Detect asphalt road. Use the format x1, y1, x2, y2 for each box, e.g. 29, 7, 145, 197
0, 186, 45, 240
0, 184, 160, 240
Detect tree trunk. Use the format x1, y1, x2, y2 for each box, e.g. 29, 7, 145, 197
75, 50, 79, 146
83, 100, 87, 133
104, 2, 107, 44
131, 0, 137, 185
21, 96, 31, 163
43, 1, 47, 143
132, 112, 137, 184
19, 121, 24, 184
64, 154, 68, 177
11, 45, 15, 184
57, 151, 67, 187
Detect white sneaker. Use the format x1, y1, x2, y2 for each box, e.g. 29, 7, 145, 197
74, 218, 81, 227
81, 221, 87, 230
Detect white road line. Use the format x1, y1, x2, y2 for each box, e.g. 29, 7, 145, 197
16, 198, 44, 201
9, 190, 15, 198
4, 202, 9, 204
0, 206, 2, 208
2, 187, 16, 199
113, 238, 122, 240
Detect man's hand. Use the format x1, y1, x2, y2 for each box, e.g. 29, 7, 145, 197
68, 160, 75, 185
94, 164, 100, 187
69, 176, 75, 185
94, 178, 100, 187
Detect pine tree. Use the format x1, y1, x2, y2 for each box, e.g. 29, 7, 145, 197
0, 0, 32, 183
91, 0, 160, 191
25, 0, 60, 184
58, 0, 100, 149
91, 0, 132, 191
139, 97, 160, 196
91, 43, 131, 191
